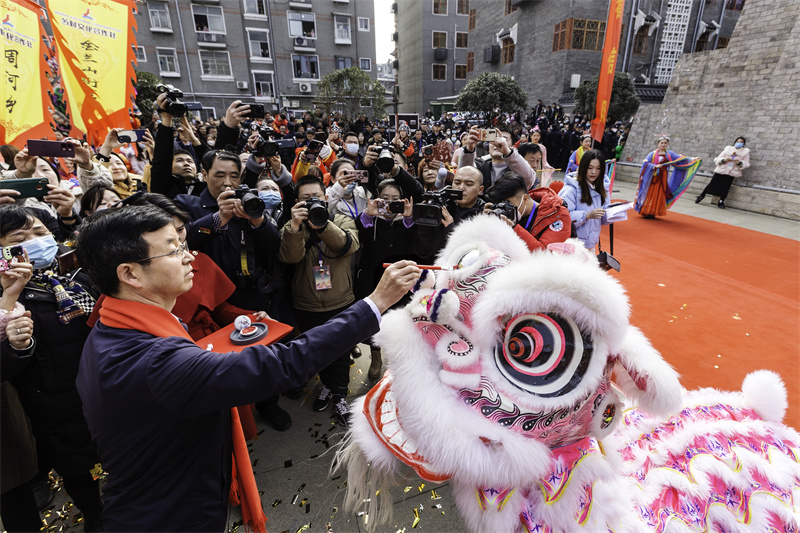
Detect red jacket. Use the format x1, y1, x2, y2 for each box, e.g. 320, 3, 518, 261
513, 187, 572, 251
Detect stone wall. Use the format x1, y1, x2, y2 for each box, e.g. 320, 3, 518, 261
618, 0, 800, 220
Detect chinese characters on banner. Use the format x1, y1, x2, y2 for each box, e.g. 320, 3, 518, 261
590, 0, 626, 144
45, 0, 137, 145
0, 0, 53, 147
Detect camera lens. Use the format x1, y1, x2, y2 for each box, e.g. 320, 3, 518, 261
307, 201, 329, 227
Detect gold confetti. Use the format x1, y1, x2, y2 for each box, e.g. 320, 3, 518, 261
403, 486, 412, 493
732, 315, 742, 320
299, 498, 308, 507
376, 489, 381, 496
296, 525, 311, 533
412, 508, 420, 528
418, 483, 425, 492
430, 490, 441, 500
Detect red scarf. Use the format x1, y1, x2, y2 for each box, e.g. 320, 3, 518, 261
99, 297, 267, 533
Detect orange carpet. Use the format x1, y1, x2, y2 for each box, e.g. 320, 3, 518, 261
599, 211, 800, 429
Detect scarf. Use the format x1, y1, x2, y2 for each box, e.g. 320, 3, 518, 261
31, 266, 96, 325
99, 297, 267, 533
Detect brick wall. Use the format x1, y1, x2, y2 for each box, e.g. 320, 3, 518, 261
619, 0, 800, 220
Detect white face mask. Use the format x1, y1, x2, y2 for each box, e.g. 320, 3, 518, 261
345, 143, 359, 155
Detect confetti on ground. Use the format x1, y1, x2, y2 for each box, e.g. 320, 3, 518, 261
284, 460, 293, 468
326, 523, 334, 533
433, 504, 442, 509
412, 507, 421, 528
296, 525, 311, 533
430, 489, 440, 500
657, 283, 666, 287
418, 483, 425, 491
252, 459, 259, 468
291, 495, 299, 505
257, 429, 265, 435
717, 354, 722, 358
732, 314, 742, 320
714, 365, 719, 369
300, 498, 308, 507
403, 486, 412, 493
357, 511, 366, 517
298, 483, 306, 492
306, 503, 311, 514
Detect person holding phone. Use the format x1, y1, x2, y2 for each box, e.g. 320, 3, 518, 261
458, 126, 536, 190
326, 160, 368, 219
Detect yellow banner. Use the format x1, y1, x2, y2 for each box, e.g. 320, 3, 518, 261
46, 0, 137, 144
0, 0, 52, 146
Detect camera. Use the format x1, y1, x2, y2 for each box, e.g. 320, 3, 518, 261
412, 188, 463, 226
488, 201, 518, 222
305, 198, 329, 227
233, 185, 265, 218
375, 142, 395, 173
155, 84, 188, 118
422, 145, 434, 158
250, 123, 279, 158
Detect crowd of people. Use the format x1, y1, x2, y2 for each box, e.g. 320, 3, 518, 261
0, 92, 714, 530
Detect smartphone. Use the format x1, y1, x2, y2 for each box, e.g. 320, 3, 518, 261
304, 139, 324, 162
478, 129, 497, 142
56, 249, 79, 275
1, 177, 50, 199
238, 103, 265, 119
0, 245, 29, 273
387, 201, 405, 214
345, 170, 369, 183
27, 140, 75, 158
116, 129, 147, 143
315, 131, 328, 143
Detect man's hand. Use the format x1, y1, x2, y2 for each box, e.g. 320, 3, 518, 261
464, 127, 479, 152
0, 189, 21, 205
224, 100, 249, 129
64, 139, 93, 170
179, 117, 200, 146
43, 184, 76, 218
232, 200, 264, 228
441, 206, 454, 228
289, 199, 308, 232
100, 128, 125, 157
155, 93, 172, 124
141, 129, 155, 160
253, 311, 270, 321
267, 155, 282, 175
587, 208, 605, 220
217, 188, 238, 227
362, 145, 379, 168
364, 198, 381, 217
13, 148, 37, 178
368, 260, 421, 314
7, 311, 33, 351
493, 134, 511, 157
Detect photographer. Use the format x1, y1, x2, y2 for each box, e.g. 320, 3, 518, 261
338, 131, 363, 168
359, 141, 424, 204
326, 159, 369, 219
459, 127, 535, 189
278, 175, 359, 425
485, 172, 571, 252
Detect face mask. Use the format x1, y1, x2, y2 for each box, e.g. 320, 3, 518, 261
515, 195, 526, 221
207, 140, 215, 147
451, 136, 457, 143
344, 182, 357, 195
24, 234, 59, 268
734, 142, 744, 149
345, 143, 359, 155
258, 191, 282, 210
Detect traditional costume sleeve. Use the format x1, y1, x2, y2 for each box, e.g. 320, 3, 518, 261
664, 150, 702, 208
634, 151, 659, 213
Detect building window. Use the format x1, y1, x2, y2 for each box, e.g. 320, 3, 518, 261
432, 64, 446, 80
505, 0, 518, 15
334, 15, 351, 44
433, 0, 447, 15
243, 0, 266, 16
695, 32, 709, 51
156, 48, 179, 75
455, 64, 467, 79
358, 17, 370, 31
253, 71, 275, 98
133, 45, 146, 62
633, 26, 647, 54
148, 2, 171, 31
457, 0, 469, 15
288, 12, 316, 39
468, 9, 476, 30
335, 56, 353, 69
466, 51, 474, 72
456, 32, 468, 48
432, 31, 447, 49
192, 5, 225, 34
292, 54, 320, 79
717, 37, 730, 48
725, 0, 745, 9
553, 19, 605, 52
501, 37, 515, 64
199, 50, 232, 77
360, 57, 371, 71
247, 29, 271, 60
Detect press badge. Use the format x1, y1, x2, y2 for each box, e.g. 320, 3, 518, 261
314, 263, 332, 290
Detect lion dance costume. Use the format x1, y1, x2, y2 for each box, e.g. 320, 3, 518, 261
336, 216, 800, 532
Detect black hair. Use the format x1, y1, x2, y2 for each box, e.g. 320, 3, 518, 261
75, 205, 173, 296
295, 174, 326, 194
80, 183, 119, 217
393, 151, 408, 167
329, 159, 355, 180
486, 173, 527, 204
576, 149, 606, 205
0, 145, 19, 170
377, 178, 404, 198
0, 204, 38, 238
200, 150, 242, 173
343, 131, 359, 142
173, 148, 193, 160
517, 143, 542, 158
125, 193, 191, 225
735, 136, 746, 145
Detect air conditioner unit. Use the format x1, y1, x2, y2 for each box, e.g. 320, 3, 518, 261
434, 48, 448, 60
236, 81, 248, 90
294, 37, 313, 47
298, 82, 312, 93
483, 44, 500, 64
200, 33, 219, 43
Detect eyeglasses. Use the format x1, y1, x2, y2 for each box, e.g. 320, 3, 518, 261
134, 241, 189, 263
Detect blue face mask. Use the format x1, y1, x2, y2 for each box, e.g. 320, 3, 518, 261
344, 182, 357, 195
345, 143, 359, 155
258, 191, 282, 210
24, 234, 59, 268
734, 142, 744, 149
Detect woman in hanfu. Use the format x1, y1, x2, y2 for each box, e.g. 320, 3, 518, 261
565, 134, 593, 175
634, 135, 701, 218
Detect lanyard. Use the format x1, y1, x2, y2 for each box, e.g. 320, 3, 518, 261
342, 197, 359, 218
523, 200, 537, 231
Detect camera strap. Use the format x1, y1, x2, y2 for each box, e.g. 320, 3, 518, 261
305, 226, 353, 260
239, 226, 256, 277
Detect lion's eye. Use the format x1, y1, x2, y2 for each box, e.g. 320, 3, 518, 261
495, 313, 594, 398
456, 249, 481, 270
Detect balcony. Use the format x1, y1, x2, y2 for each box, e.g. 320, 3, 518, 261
197, 32, 226, 48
